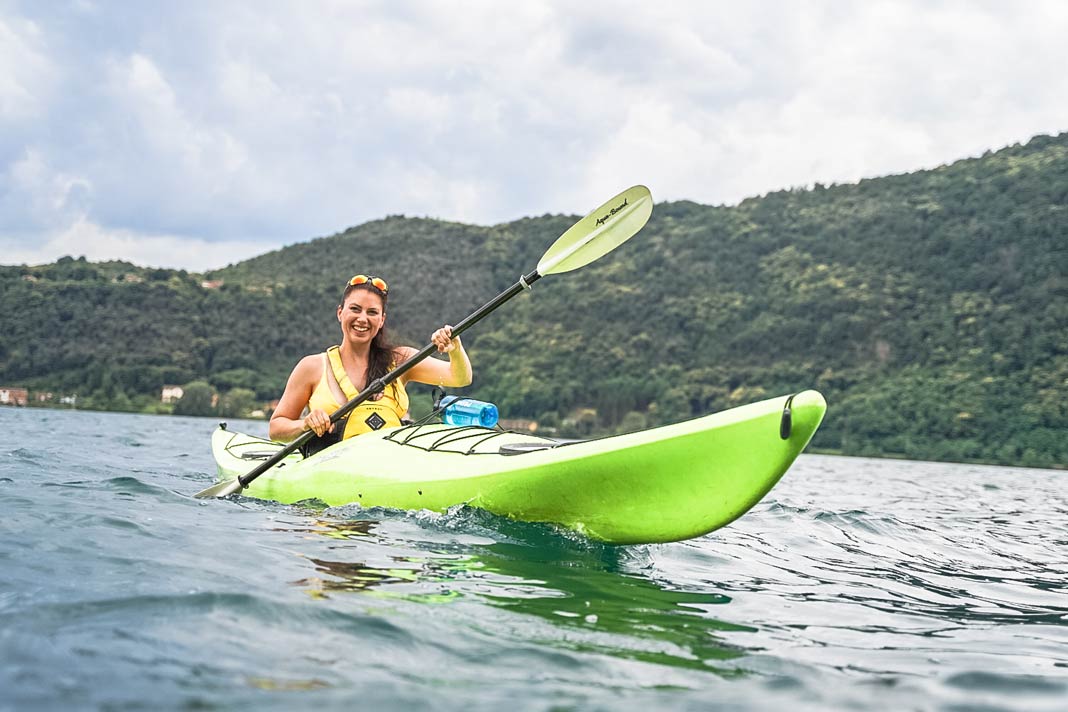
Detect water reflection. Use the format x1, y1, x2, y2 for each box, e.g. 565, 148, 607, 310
283, 517, 752, 675
283, 519, 460, 601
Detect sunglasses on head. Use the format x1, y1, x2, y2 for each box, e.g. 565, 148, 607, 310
348, 274, 388, 294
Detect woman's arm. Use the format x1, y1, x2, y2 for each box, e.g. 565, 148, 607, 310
269, 355, 332, 441
401, 325, 473, 388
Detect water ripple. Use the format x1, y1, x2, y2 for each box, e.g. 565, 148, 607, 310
3, 412, 1068, 710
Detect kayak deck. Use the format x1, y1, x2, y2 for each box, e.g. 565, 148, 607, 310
212, 390, 827, 544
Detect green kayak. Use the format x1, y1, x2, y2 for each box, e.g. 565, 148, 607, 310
211, 390, 826, 544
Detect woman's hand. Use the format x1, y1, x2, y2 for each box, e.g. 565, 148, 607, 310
303, 408, 334, 437
400, 326, 472, 388
431, 325, 460, 354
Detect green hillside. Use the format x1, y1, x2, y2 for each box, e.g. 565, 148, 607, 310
1, 133, 1066, 467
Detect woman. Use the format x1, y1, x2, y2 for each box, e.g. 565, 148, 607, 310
269, 274, 472, 455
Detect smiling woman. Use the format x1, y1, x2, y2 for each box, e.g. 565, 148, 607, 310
268, 273, 472, 456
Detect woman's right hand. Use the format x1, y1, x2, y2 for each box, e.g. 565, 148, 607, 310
303, 409, 334, 437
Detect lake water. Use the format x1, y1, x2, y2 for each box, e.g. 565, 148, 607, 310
1, 407, 1066, 710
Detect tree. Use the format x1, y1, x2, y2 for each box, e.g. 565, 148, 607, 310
2, 133, 1066, 466
218, 387, 257, 418
174, 381, 216, 416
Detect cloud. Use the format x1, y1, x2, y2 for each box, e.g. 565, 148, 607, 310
1, 148, 92, 230
1, 142, 269, 271
98, 53, 253, 216
1, 1, 1067, 269
0, 14, 53, 121
0, 215, 273, 271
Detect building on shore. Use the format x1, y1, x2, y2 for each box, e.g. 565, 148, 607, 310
498, 418, 538, 433
161, 385, 184, 404
0, 387, 29, 406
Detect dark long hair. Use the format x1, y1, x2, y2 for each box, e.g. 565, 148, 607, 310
339, 281, 396, 385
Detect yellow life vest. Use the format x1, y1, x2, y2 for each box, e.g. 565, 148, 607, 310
308, 346, 409, 439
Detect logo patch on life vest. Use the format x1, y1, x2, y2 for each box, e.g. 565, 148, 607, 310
364, 412, 387, 431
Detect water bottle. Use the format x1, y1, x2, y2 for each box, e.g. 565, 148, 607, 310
440, 396, 499, 428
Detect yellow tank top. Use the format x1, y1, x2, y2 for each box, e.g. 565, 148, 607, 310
308, 346, 409, 438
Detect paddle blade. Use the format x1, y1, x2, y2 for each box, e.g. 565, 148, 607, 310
193, 477, 245, 499
537, 185, 652, 275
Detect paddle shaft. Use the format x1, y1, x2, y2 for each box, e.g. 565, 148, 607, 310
233, 268, 543, 489
197, 184, 651, 499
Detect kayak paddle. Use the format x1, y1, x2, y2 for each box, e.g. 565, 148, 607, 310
194, 185, 653, 499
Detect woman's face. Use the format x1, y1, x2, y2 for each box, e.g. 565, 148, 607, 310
337, 289, 386, 346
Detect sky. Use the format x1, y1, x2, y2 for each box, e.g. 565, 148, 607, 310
2, 0, 1067, 271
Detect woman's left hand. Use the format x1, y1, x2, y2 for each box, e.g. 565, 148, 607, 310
431, 325, 460, 354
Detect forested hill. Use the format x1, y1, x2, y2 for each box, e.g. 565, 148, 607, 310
2, 133, 1066, 467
